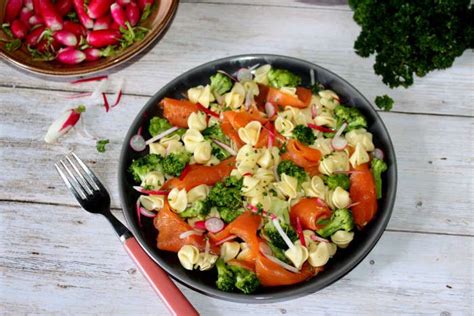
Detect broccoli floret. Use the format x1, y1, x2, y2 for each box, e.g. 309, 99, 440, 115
208, 176, 244, 223
179, 199, 210, 219
317, 209, 354, 238
161, 152, 190, 177
277, 160, 308, 184
334, 105, 368, 131
211, 142, 231, 160
210, 72, 233, 96
228, 264, 260, 294
375, 95, 394, 111
267, 241, 289, 263
96, 139, 109, 153
267, 68, 302, 88
128, 154, 162, 182
263, 221, 298, 250
148, 117, 172, 136
323, 174, 350, 191
202, 124, 229, 143
292, 124, 315, 145
215, 259, 236, 292
371, 158, 388, 199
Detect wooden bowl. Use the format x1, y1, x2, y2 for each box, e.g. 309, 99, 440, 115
0, 0, 178, 77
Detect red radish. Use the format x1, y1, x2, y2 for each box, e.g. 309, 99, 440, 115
56, 47, 86, 64
25, 25, 46, 46
140, 207, 156, 218
83, 47, 102, 61
63, 21, 86, 37
28, 14, 43, 25
310, 235, 329, 243
70, 75, 108, 83
117, 0, 131, 5
32, 0, 40, 14
37, 0, 63, 31
5, 0, 23, 23
55, 0, 72, 16
125, 2, 140, 26
110, 3, 126, 27
86, 29, 121, 48
86, 0, 114, 19
295, 217, 306, 247
205, 217, 225, 233
110, 21, 121, 30
129, 134, 146, 151
194, 220, 206, 231
44, 105, 85, 143
53, 30, 77, 46
72, 0, 93, 29
25, 0, 33, 10
102, 93, 110, 112
19, 7, 34, 25
10, 20, 28, 39
93, 15, 112, 31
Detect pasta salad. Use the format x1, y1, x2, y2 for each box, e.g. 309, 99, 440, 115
128, 64, 388, 294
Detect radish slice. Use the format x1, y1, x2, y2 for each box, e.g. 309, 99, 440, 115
70, 75, 108, 84
261, 252, 300, 273
331, 136, 347, 151
311, 235, 329, 243
130, 134, 146, 151
205, 217, 225, 233
44, 105, 85, 143
311, 104, 318, 118
272, 218, 295, 250
212, 140, 237, 156
179, 230, 203, 239
265, 102, 275, 118
295, 217, 306, 247
140, 207, 156, 218
194, 220, 206, 231
215, 234, 237, 246
372, 148, 384, 160
145, 126, 179, 145
132, 186, 168, 195
236, 68, 252, 82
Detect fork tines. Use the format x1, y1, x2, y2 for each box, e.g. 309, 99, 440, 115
55, 152, 101, 201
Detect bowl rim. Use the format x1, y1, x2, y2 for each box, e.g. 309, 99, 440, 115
118, 53, 398, 303
0, 0, 179, 77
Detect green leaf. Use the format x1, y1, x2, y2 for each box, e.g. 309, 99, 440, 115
5, 39, 21, 52
1, 23, 13, 38
96, 139, 110, 153
375, 95, 394, 111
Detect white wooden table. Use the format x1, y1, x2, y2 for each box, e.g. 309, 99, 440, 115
1, 1, 473, 314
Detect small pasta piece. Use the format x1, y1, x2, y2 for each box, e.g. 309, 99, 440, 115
254, 64, 272, 85
257, 148, 273, 169
165, 140, 185, 155
311, 137, 334, 156
224, 82, 245, 109
307, 242, 331, 267
139, 195, 165, 211
318, 90, 340, 110
331, 230, 355, 249
273, 174, 299, 199
195, 252, 218, 271
280, 87, 297, 97
182, 128, 204, 152
178, 245, 200, 270
326, 187, 351, 209
345, 128, 374, 152
249, 194, 272, 211
220, 241, 241, 262
319, 151, 350, 175
149, 143, 166, 156
187, 85, 215, 108
160, 133, 181, 145
187, 184, 210, 203
243, 81, 259, 99
284, 106, 312, 126
301, 175, 327, 199
236, 242, 250, 261
187, 111, 208, 131
284, 243, 309, 270
238, 121, 262, 146
254, 168, 274, 187
168, 188, 188, 213
275, 116, 295, 137
194, 141, 212, 164
140, 171, 165, 190
313, 110, 336, 128
349, 143, 370, 168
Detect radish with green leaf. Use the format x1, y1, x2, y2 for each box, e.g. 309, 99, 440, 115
44, 105, 86, 143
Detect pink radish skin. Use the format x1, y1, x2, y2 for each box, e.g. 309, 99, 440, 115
55, 0, 72, 16
117, 0, 131, 5
72, 0, 93, 29
125, 2, 140, 26
38, 0, 63, 31
24, 0, 33, 10
63, 21, 86, 37
53, 30, 77, 46
93, 15, 112, 31
5, 0, 23, 23
44, 105, 85, 143
110, 3, 126, 27
86, 29, 121, 48
110, 22, 121, 30
87, 0, 114, 19
28, 14, 43, 25
56, 47, 86, 64
32, 0, 40, 14
25, 25, 46, 46
19, 7, 34, 25
10, 19, 28, 39
83, 47, 102, 61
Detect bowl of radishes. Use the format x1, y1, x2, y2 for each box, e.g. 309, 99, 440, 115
0, 0, 178, 76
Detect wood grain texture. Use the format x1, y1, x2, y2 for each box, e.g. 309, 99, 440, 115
1, 87, 472, 236
0, 2, 472, 116
0, 201, 471, 315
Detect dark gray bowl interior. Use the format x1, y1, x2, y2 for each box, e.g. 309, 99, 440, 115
118, 54, 397, 303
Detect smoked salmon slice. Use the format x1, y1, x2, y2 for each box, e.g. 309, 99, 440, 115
266, 87, 311, 108
290, 198, 332, 230
281, 139, 322, 174
350, 163, 378, 228
160, 98, 200, 128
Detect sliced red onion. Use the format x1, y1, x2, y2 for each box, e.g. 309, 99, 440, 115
261, 251, 300, 273
145, 126, 179, 145
331, 136, 348, 151
311, 104, 318, 118
295, 217, 306, 247
194, 220, 206, 230
311, 235, 329, 243
140, 207, 156, 218
310, 69, 315, 86
130, 134, 146, 151
265, 102, 275, 118
217, 70, 237, 81
132, 186, 169, 195
259, 242, 272, 256
236, 68, 252, 82
272, 218, 295, 250
315, 198, 327, 207
347, 201, 361, 209
372, 148, 384, 160
179, 230, 203, 239
215, 234, 237, 245
212, 140, 237, 156
205, 217, 225, 233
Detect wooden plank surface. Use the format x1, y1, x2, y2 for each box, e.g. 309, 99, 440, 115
1, 201, 471, 315
0, 1, 472, 116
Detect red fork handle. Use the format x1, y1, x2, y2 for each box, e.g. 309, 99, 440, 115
123, 237, 199, 316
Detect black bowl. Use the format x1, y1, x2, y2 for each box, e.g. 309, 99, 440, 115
118, 54, 397, 303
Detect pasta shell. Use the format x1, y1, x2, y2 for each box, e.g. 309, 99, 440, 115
326, 187, 351, 209
284, 244, 309, 270
349, 143, 370, 168
273, 174, 299, 199
275, 116, 295, 137
140, 171, 165, 190
139, 195, 165, 211
187, 184, 210, 203
194, 141, 212, 164
187, 111, 208, 131
254, 64, 271, 85
220, 242, 241, 262
178, 245, 200, 270
331, 230, 354, 249
168, 188, 188, 213
345, 128, 375, 152
182, 128, 204, 152
238, 121, 262, 146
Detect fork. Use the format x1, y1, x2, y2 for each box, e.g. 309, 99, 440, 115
55, 152, 199, 316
